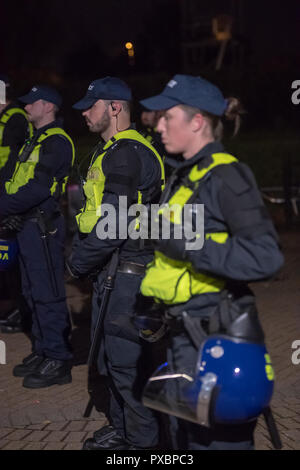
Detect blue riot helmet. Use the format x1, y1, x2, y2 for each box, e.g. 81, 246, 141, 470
142, 293, 282, 448
0, 238, 19, 271
142, 294, 276, 428
143, 335, 275, 427
143, 335, 274, 426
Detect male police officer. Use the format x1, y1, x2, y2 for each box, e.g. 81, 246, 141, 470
139, 75, 284, 450
0, 85, 75, 388
69, 77, 164, 450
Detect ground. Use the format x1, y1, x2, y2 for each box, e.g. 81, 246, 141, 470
0, 228, 299, 451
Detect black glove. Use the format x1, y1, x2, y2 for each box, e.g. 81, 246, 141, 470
154, 237, 187, 261
0, 215, 24, 239
65, 255, 99, 281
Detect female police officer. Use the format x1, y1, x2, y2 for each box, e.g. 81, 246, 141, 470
139, 75, 284, 450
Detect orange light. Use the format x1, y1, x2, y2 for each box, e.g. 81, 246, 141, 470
125, 42, 133, 50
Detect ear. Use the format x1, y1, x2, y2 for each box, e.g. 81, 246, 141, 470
190, 113, 204, 132
110, 101, 122, 116
45, 101, 55, 114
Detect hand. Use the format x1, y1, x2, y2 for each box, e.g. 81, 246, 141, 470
0, 215, 24, 239
65, 256, 80, 279
154, 237, 187, 262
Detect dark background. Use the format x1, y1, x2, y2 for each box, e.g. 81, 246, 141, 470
1, 0, 300, 188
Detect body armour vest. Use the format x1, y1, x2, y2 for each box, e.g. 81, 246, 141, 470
0, 107, 33, 169
76, 129, 165, 234
140, 152, 238, 305
5, 127, 75, 198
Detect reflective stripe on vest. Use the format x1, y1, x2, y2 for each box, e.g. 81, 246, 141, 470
140, 152, 238, 304
5, 127, 75, 196
76, 129, 165, 234
0, 108, 33, 169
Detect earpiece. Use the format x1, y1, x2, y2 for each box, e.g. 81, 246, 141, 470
111, 102, 116, 111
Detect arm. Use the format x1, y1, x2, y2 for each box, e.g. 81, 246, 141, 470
159, 162, 284, 282
70, 144, 142, 276
2, 113, 29, 149
187, 233, 284, 282
0, 135, 72, 217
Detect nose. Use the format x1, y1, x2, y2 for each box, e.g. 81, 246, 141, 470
156, 116, 165, 134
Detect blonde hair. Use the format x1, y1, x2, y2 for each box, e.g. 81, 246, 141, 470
179, 97, 245, 140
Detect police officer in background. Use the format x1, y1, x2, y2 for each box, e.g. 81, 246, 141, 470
139, 75, 284, 450
140, 107, 180, 178
68, 77, 164, 450
0, 74, 33, 183
0, 75, 33, 331
0, 85, 75, 388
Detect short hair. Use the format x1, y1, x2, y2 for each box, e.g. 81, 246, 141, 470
103, 99, 131, 114
41, 100, 60, 116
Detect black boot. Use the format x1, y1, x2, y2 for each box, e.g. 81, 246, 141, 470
0, 308, 21, 325
23, 358, 72, 389
0, 308, 22, 333
13, 352, 45, 377
83, 425, 131, 450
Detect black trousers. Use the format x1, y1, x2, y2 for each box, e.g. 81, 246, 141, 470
17, 218, 72, 361
92, 270, 161, 448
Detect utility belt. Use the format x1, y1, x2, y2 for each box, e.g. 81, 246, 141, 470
164, 287, 265, 347
24, 209, 61, 234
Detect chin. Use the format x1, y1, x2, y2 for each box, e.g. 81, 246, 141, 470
164, 144, 176, 154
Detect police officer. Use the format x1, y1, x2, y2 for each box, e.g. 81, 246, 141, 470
140, 108, 179, 178
0, 85, 75, 388
0, 75, 33, 332
139, 74, 284, 450
0, 75, 33, 183
68, 77, 165, 450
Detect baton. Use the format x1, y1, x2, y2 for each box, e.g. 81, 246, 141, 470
37, 210, 59, 298
262, 406, 282, 450
83, 248, 119, 418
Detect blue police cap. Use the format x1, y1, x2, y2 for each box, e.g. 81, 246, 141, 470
73, 77, 132, 110
140, 74, 228, 117
19, 85, 62, 107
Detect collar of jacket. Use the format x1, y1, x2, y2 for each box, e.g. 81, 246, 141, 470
0, 101, 23, 119
33, 118, 64, 138
177, 141, 225, 173
104, 124, 135, 148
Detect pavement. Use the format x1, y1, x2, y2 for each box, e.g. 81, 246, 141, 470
0, 229, 300, 451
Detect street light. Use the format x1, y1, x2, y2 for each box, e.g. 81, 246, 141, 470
125, 42, 135, 66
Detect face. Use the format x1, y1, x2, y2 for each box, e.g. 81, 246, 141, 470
82, 99, 111, 134
156, 106, 196, 157
25, 100, 48, 124
141, 110, 157, 127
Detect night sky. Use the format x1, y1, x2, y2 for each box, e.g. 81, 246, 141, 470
1, 0, 300, 129
2, 0, 300, 73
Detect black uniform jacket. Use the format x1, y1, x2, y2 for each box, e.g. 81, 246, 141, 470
71, 135, 162, 276
158, 141, 284, 314
0, 119, 73, 217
